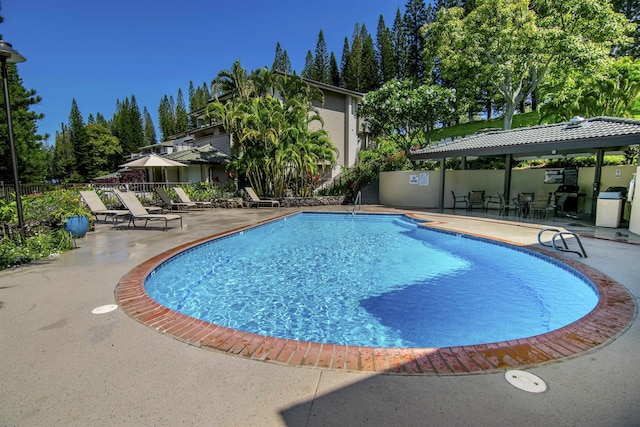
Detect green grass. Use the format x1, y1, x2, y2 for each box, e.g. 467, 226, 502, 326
428, 111, 543, 143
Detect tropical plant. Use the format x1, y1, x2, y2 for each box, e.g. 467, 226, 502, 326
356, 79, 456, 152
207, 69, 336, 198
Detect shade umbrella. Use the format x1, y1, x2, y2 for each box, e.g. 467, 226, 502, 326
119, 154, 187, 182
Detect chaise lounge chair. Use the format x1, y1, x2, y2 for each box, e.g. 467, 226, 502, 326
114, 189, 182, 231
80, 190, 129, 226
245, 187, 280, 208
156, 187, 195, 212
174, 187, 212, 209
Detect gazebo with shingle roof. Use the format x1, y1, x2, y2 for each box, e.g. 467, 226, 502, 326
410, 116, 640, 216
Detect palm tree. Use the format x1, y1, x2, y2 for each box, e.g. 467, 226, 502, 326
207, 66, 337, 197
211, 59, 255, 100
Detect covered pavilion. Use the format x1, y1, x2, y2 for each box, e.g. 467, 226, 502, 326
410, 116, 640, 219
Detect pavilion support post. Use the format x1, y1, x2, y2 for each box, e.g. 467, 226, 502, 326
591, 149, 604, 219
503, 154, 513, 212
439, 158, 446, 212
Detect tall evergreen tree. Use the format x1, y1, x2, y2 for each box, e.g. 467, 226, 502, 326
329, 52, 341, 86
158, 95, 176, 141
404, 0, 429, 79
143, 107, 157, 146
392, 8, 409, 80
68, 98, 92, 181
281, 50, 293, 74
301, 50, 314, 79
188, 81, 212, 128
0, 55, 48, 183
272, 42, 293, 74
52, 123, 75, 181
111, 96, 144, 156
175, 88, 189, 133
360, 25, 379, 91
376, 15, 396, 84
95, 112, 108, 127
345, 23, 364, 91
311, 30, 330, 83
129, 95, 144, 148
340, 37, 350, 87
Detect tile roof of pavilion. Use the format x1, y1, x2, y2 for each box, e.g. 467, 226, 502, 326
410, 116, 640, 160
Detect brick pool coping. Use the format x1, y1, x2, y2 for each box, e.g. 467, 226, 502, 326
114, 213, 637, 375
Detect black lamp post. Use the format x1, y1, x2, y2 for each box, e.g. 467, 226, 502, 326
0, 40, 27, 240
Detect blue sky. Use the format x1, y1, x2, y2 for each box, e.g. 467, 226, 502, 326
2, 0, 408, 146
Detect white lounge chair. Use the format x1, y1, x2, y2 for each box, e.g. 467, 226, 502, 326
114, 189, 182, 231
245, 187, 280, 208
174, 187, 212, 209
80, 190, 128, 226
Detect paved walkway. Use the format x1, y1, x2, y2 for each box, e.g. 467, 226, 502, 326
1, 206, 638, 426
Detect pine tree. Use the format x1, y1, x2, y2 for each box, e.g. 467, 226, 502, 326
281, 50, 293, 74
301, 50, 314, 79
345, 23, 364, 91
111, 96, 144, 157
340, 37, 350, 87
68, 98, 92, 181
129, 95, 144, 149
404, 0, 429, 79
272, 42, 285, 72
95, 113, 108, 127
360, 25, 379, 91
329, 52, 341, 86
52, 123, 75, 181
175, 88, 189, 133
312, 30, 330, 83
376, 15, 396, 84
158, 95, 176, 141
188, 81, 211, 128
0, 61, 48, 183
392, 7, 409, 80
143, 107, 157, 146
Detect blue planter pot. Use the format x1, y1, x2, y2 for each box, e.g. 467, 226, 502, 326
64, 215, 90, 238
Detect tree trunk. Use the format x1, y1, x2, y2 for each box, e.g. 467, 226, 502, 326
503, 100, 516, 130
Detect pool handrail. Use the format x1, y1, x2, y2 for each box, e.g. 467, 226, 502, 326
352, 191, 362, 215
538, 228, 588, 258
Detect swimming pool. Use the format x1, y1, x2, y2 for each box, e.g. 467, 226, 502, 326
144, 213, 598, 348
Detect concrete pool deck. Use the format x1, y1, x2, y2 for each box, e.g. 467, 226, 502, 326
1, 206, 638, 426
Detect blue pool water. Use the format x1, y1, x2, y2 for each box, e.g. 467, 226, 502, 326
145, 213, 599, 348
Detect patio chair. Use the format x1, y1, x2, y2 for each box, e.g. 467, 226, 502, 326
80, 190, 128, 227
466, 190, 486, 211
245, 187, 280, 208
530, 194, 555, 220
156, 187, 195, 212
515, 192, 535, 218
451, 191, 468, 210
174, 187, 212, 209
485, 193, 516, 216
114, 189, 182, 231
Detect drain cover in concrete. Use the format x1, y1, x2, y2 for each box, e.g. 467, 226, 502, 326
505, 370, 547, 393
91, 304, 118, 314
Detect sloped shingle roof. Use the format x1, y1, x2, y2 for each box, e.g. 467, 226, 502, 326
163, 144, 230, 164
410, 117, 640, 160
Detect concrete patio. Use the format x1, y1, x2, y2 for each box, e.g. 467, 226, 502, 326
1, 206, 638, 426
